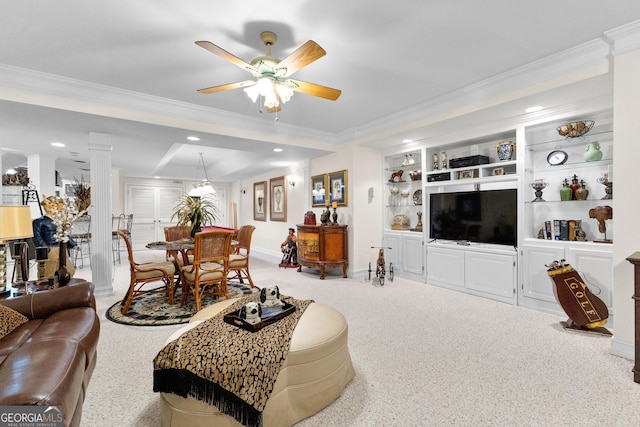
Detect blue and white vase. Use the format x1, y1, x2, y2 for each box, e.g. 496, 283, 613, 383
496, 141, 516, 161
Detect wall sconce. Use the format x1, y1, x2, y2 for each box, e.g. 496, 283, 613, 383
289, 180, 295, 187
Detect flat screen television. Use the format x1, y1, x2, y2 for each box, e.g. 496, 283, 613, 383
429, 189, 517, 246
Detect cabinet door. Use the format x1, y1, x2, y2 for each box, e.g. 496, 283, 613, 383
565, 246, 613, 310
402, 234, 424, 277
426, 246, 464, 288
465, 251, 516, 303
520, 243, 565, 307
382, 233, 401, 272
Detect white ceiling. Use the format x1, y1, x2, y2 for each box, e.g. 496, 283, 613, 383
1, 1, 640, 182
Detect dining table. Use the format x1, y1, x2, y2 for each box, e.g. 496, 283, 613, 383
146, 238, 194, 267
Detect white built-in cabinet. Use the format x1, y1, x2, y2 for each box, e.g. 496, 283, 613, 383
381, 108, 614, 320
427, 243, 517, 304
382, 150, 425, 282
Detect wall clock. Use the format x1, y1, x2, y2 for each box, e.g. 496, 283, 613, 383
547, 149, 568, 166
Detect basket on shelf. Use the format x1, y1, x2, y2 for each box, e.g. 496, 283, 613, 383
556, 120, 594, 138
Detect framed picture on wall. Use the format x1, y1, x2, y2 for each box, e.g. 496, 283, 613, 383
328, 170, 348, 206
269, 176, 287, 222
253, 181, 267, 221
311, 174, 328, 207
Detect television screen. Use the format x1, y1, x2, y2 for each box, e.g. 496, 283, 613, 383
429, 189, 517, 246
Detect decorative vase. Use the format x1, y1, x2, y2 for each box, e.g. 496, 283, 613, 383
55, 241, 71, 287
304, 211, 316, 225
190, 222, 201, 237
441, 152, 448, 169
530, 180, 548, 202
332, 207, 338, 225
401, 155, 409, 166
320, 208, 330, 225
584, 141, 603, 162
575, 180, 589, 200
569, 174, 580, 200
560, 179, 572, 201
408, 154, 415, 165
433, 153, 439, 171
496, 141, 516, 161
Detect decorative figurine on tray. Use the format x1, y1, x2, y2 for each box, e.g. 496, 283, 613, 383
260, 285, 285, 307
239, 302, 263, 325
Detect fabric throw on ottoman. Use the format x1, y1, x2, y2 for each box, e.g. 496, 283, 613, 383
153, 293, 313, 427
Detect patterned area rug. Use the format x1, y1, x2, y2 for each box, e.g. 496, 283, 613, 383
106, 282, 255, 326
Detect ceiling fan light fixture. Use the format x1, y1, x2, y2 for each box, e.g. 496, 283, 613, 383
275, 83, 293, 104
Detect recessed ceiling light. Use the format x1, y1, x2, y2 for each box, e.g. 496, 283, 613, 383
51, 142, 65, 147
525, 106, 543, 113
187, 136, 200, 141
402, 139, 414, 143
273, 148, 284, 152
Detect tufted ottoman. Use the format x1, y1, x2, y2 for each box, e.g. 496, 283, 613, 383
159, 299, 355, 427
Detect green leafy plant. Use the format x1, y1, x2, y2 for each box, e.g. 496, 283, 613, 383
171, 194, 218, 234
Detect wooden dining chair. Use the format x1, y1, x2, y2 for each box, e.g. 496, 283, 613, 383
163, 225, 193, 266
228, 225, 255, 288
119, 230, 176, 315
180, 230, 234, 312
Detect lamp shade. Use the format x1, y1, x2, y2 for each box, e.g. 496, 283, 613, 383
0, 205, 34, 240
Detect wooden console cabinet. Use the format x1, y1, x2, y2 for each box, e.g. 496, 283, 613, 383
296, 224, 348, 280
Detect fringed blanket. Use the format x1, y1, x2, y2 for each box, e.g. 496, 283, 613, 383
153, 293, 313, 427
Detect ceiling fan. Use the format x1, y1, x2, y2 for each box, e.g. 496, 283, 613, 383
195, 31, 341, 112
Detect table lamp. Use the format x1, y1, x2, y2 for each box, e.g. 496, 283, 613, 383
0, 205, 34, 292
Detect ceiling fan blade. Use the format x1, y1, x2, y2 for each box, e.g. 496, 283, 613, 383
287, 79, 341, 101
195, 41, 261, 76
197, 80, 256, 94
276, 40, 326, 77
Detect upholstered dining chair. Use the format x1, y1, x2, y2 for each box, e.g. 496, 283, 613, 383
180, 230, 234, 312
228, 225, 255, 288
119, 230, 176, 315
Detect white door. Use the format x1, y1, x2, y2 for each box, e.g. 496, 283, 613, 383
127, 185, 183, 250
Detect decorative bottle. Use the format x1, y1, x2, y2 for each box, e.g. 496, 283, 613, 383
575, 220, 587, 241
441, 152, 448, 169
569, 174, 580, 200
574, 180, 589, 200
560, 179, 572, 201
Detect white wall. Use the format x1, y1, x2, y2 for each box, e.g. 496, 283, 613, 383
611, 47, 640, 359
238, 145, 383, 273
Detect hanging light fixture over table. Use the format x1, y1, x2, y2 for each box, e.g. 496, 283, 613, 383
188, 153, 216, 198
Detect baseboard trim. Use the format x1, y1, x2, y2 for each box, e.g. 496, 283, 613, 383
610, 337, 634, 360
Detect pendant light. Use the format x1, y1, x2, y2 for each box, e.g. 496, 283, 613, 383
188, 153, 215, 197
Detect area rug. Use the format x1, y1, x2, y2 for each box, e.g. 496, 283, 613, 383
106, 283, 256, 326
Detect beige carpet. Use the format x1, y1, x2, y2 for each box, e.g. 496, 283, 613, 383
78, 251, 640, 426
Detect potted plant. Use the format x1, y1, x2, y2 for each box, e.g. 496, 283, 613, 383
171, 194, 218, 236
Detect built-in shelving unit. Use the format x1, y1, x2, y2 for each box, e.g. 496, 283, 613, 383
380, 108, 614, 323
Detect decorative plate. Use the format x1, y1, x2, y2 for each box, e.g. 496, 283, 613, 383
413, 189, 422, 205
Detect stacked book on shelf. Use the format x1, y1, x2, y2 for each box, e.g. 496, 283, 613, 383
543, 219, 584, 241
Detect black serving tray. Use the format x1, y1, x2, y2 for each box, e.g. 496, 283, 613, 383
223, 301, 296, 332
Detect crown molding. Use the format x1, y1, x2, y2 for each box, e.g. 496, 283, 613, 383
605, 19, 640, 55
0, 64, 339, 151
341, 38, 612, 147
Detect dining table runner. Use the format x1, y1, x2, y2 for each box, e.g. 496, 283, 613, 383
153, 292, 313, 427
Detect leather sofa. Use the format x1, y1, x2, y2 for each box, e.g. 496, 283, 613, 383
0, 279, 100, 427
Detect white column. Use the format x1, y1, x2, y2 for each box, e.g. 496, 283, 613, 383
89, 132, 114, 297
27, 154, 56, 218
